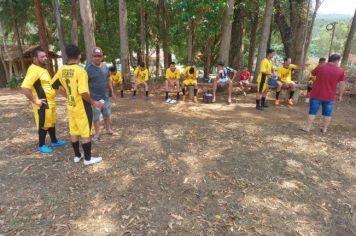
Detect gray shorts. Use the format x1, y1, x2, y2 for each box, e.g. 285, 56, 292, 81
93, 99, 111, 122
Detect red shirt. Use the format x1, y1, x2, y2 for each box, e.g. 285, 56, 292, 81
311, 63, 347, 101
239, 70, 251, 81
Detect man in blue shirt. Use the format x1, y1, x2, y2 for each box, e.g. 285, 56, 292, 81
86, 47, 116, 141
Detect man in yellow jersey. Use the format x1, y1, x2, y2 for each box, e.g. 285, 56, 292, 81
52, 45, 103, 165
130, 62, 151, 101
212, 62, 237, 104
275, 58, 308, 105
109, 66, 124, 98
181, 65, 199, 103
256, 49, 275, 110
165, 62, 181, 103
21, 46, 66, 154
306, 57, 326, 103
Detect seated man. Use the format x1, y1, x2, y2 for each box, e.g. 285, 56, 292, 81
109, 66, 124, 98
181, 66, 198, 103
130, 62, 151, 101
275, 57, 306, 105
213, 62, 237, 104
165, 62, 181, 103
306, 57, 326, 103
239, 66, 251, 96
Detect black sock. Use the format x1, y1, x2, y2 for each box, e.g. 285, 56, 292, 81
276, 91, 280, 100
38, 128, 47, 147
48, 127, 58, 143
71, 141, 81, 157
133, 90, 136, 96
81, 142, 91, 161
256, 99, 260, 107
261, 97, 266, 105
165, 92, 169, 100
194, 89, 197, 96
176, 92, 180, 100
120, 90, 124, 97
182, 88, 186, 95
290, 91, 295, 99
145, 91, 149, 97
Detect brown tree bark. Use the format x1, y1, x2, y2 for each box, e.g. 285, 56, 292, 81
155, 44, 160, 79
253, 0, 274, 80
219, 0, 235, 65
248, 2, 259, 72
118, 0, 130, 82
79, 0, 96, 64
71, 0, 79, 45
51, 0, 67, 63
203, 36, 214, 79
9, 0, 25, 76
139, 0, 145, 64
159, 0, 170, 69
341, 8, 356, 66
187, 20, 195, 65
230, 2, 246, 69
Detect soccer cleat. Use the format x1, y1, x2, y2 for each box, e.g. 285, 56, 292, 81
74, 156, 82, 163
51, 140, 67, 147
256, 106, 264, 111
262, 103, 269, 108
166, 98, 172, 103
84, 157, 102, 166
38, 145, 53, 154
193, 96, 198, 103
287, 99, 294, 105
129, 95, 136, 100
275, 99, 280, 106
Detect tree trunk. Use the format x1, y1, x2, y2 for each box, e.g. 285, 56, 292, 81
230, 3, 246, 69
71, 0, 78, 45
203, 36, 214, 79
253, 0, 274, 80
248, 3, 259, 72
118, 0, 130, 82
9, 0, 25, 76
51, 0, 67, 64
341, 8, 356, 67
155, 44, 160, 79
0, 21, 10, 82
145, 12, 150, 67
79, 0, 96, 64
219, 0, 235, 65
159, 0, 170, 69
139, 0, 145, 64
187, 20, 195, 65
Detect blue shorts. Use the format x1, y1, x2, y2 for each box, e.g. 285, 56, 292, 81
93, 99, 111, 122
218, 78, 231, 86
308, 99, 334, 117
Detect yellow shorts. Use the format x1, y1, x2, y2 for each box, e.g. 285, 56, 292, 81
183, 79, 197, 86
257, 76, 269, 93
34, 108, 56, 129
68, 110, 93, 138
135, 79, 148, 85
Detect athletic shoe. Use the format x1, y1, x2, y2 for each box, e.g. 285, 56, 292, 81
129, 95, 136, 100
166, 98, 172, 103
84, 157, 102, 166
145, 96, 152, 102
287, 99, 294, 105
38, 145, 53, 154
227, 98, 232, 104
256, 106, 264, 111
262, 103, 269, 108
169, 99, 177, 104
243, 92, 247, 96
212, 97, 216, 103
193, 96, 198, 103
275, 99, 280, 106
51, 140, 67, 147
305, 98, 310, 103
74, 156, 82, 163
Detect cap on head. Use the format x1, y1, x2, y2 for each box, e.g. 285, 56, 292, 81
92, 47, 103, 56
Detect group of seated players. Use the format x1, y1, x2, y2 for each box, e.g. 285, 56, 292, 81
108, 58, 320, 105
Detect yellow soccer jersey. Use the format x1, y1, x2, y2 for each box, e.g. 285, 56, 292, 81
182, 66, 198, 80
51, 64, 90, 115
257, 58, 274, 82
110, 71, 123, 86
165, 68, 181, 80
21, 64, 56, 109
277, 64, 298, 83
134, 67, 149, 81
308, 64, 318, 84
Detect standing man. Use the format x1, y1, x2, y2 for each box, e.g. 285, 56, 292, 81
21, 46, 66, 154
52, 45, 103, 165
301, 54, 347, 133
256, 49, 275, 110
130, 62, 151, 101
165, 62, 181, 103
212, 62, 237, 104
85, 47, 115, 141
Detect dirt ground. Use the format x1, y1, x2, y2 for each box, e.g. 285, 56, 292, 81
0, 88, 355, 236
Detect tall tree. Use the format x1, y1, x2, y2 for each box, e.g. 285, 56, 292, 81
8, 0, 25, 76
218, 0, 235, 65
139, 0, 145, 64
79, 0, 96, 63
247, 1, 259, 72
71, 0, 79, 45
253, 0, 274, 80
229, 1, 246, 69
51, 0, 67, 63
341, 8, 356, 66
159, 0, 170, 68
118, 0, 130, 82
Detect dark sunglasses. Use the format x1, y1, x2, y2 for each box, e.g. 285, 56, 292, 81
93, 55, 103, 58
